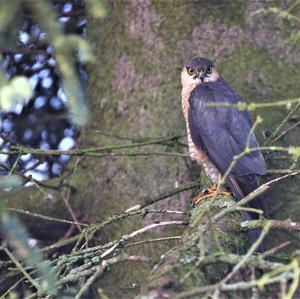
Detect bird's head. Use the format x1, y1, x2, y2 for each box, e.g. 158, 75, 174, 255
181, 57, 219, 88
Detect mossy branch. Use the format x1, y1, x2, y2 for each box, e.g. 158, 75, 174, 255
242, 219, 300, 232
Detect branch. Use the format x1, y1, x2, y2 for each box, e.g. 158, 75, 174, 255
265, 102, 300, 145
7, 135, 184, 156
213, 172, 300, 223
125, 236, 182, 248
7, 208, 89, 227
59, 254, 150, 288
42, 204, 191, 253
207, 97, 300, 111
222, 223, 271, 283
139, 180, 199, 208
3, 247, 41, 293
174, 271, 293, 299
100, 220, 188, 260
0, 47, 51, 56
242, 219, 300, 232
269, 119, 300, 145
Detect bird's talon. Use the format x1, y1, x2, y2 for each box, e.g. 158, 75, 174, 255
192, 193, 212, 205
221, 191, 231, 197
192, 185, 231, 206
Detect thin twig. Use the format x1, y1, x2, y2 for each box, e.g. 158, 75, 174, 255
7, 135, 184, 156
213, 172, 300, 223
207, 97, 300, 111
261, 241, 291, 258
6, 208, 89, 226
265, 102, 300, 145
269, 119, 300, 145
74, 255, 151, 299
222, 223, 271, 283
3, 247, 42, 294
175, 270, 296, 299
125, 236, 182, 248
100, 220, 188, 260
62, 157, 82, 231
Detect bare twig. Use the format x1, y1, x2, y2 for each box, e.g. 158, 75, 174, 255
261, 241, 291, 258
265, 102, 300, 145
175, 269, 297, 299
125, 236, 182, 248
62, 157, 82, 231
100, 220, 188, 259
207, 97, 300, 111
6, 208, 89, 227
7, 135, 184, 156
60, 254, 151, 297
269, 119, 300, 145
213, 172, 300, 223
222, 223, 271, 283
3, 247, 42, 293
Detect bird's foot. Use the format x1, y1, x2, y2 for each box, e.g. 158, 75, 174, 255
192, 184, 231, 205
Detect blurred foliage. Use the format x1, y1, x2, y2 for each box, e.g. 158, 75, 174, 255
0, 0, 105, 126
0, 0, 105, 297
0, 0, 107, 179
0, 175, 23, 191
28, 0, 90, 126
0, 74, 33, 112
86, 0, 106, 19
1, 212, 58, 296
0, 174, 57, 296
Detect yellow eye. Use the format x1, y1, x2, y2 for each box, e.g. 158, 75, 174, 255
187, 67, 195, 76
206, 66, 213, 74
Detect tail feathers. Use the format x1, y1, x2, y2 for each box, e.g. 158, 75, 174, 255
241, 211, 265, 253
226, 175, 268, 252
233, 174, 269, 218
247, 229, 264, 253
226, 176, 244, 200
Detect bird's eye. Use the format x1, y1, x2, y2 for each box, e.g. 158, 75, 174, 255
206, 66, 213, 74
187, 67, 195, 76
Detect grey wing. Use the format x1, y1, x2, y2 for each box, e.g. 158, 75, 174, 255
188, 83, 268, 252
188, 83, 266, 177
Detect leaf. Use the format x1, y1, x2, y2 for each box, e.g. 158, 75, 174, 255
86, 0, 106, 19
11, 76, 33, 98
0, 76, 33, 111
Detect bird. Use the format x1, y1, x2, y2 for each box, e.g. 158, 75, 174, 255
181, 57, 268, 252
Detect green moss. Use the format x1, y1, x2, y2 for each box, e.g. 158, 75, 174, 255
152, 0, 246, 43
195, 0, 246, 26
152, 1, 199, 47
219, 43, 300, 101
188, 195, 247, 253
140, 195, 248, 296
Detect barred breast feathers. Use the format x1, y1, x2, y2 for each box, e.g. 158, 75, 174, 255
181, 84, 220, 183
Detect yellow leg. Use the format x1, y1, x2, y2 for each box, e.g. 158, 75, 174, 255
192, 179, 231, 205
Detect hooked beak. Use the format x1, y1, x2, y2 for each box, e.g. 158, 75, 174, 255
198, 70, 206, 82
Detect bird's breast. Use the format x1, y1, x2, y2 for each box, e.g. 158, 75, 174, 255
181, 86, 220, 183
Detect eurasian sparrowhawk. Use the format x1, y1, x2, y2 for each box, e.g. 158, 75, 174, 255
181, 57, 267, 252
